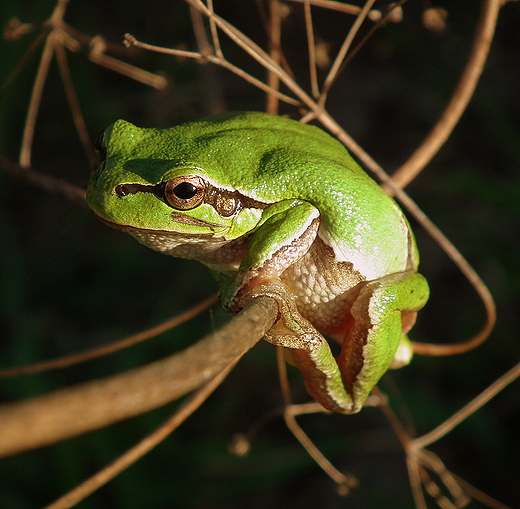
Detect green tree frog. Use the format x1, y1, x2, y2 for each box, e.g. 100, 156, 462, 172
87, 111, 429, 414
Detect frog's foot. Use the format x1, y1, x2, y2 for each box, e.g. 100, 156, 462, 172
239, 278, 360, 414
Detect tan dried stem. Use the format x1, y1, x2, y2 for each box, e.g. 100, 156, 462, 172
19, 31, 55, 167
303, 0, 320, 99
123, 34, 301, 107
44, 359, 239, 509
0, 297, 278, 458
54, 40, 97, 167
266, 0, 283, 115
190, 4, 212, 57
183, 0, 314, 107
0, 155, 87, 207
375, 388, 469, 509
276, 348, 357, 494
318, 0, 377, 105
287, 0, 382, 19
19, 0, 72, 167
319, 0, 408, 97
0, 29, 47, 94
452, 476, 513, 509
13, 0, 167, 167
88, 35, 167, 89
283, 406, 357, 495
206, 0, 223, 58
412, 360, 520, 450
376, 369, 516, 509
388, 0, 501, 190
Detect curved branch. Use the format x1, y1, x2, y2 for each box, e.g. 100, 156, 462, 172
0, 296, 218, 377
412, 361, 520, 450
389, 0, 500, 189
0, 297, 279, 458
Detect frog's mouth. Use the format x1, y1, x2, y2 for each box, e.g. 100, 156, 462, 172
96, 217, 225, 237
170, 212, 228, 229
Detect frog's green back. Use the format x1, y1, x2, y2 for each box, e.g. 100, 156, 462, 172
107, 112, 416, 279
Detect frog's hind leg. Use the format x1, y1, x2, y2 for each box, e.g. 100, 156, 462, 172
333, 272, 430, 407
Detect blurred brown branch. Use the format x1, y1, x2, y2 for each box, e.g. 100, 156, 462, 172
0, 296, 278, 458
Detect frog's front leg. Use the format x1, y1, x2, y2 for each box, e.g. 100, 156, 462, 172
218, 199, 357, 412
221, 200, 320, 313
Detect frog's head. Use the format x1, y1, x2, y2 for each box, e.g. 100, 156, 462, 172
87, 119, 267, 241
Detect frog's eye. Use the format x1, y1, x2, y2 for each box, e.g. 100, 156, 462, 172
164, 175, 206, 210
95, 130, 106, 160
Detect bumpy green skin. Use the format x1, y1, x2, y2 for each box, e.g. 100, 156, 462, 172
87, 111, 429, 414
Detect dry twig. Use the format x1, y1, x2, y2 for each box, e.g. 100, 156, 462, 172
0, 297, 278, 458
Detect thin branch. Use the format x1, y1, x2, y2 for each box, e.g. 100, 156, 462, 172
303, 0, 320, 99
19, 31, 55, 167
319, 0, 377, 105
322, 0, 408, 96
389, 0, 501, 189
0, 155, 87, 208
53, 39, 97, 167
186, 5, 226, 114
183, 0, 316, 110
412, 360, 520, 450
189, 3, 213, 57
89, 36, 168, 90
44, 359, 239, 509
0, 29, 47, 95
417, 449, 468, 507
18, 0, 73, 168
453, 475, 514, 509
284, 405, 357, 494
276, 349, 355, 493
377, 389, 468, 508
0, 296, 218, 378
206, 0, 223, 58
287, 0, 382, 19
266, 0, 283, 115
0, 297, 278, 458
407, 454, 428, 509
124, 34, 301, 107
48, 0, 71, 26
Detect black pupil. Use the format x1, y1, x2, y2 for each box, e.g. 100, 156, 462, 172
174, 182, 198, 200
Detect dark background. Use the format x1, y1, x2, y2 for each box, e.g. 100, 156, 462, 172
0, 1, 519, 508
